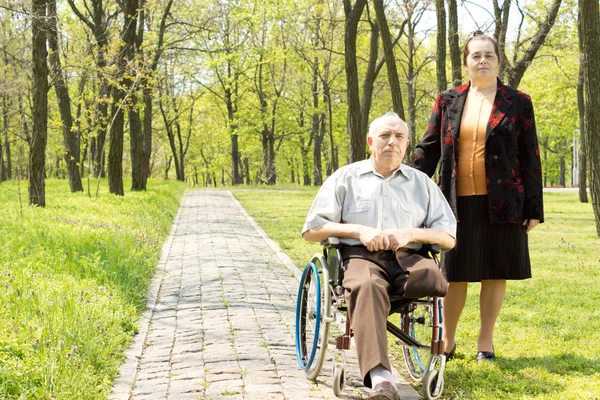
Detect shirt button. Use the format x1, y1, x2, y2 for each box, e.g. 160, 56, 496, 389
473, 138, 476, 141
469, 174, 472, 177
491, 132, 495, 136
470, 157, 473, 161
497, 179, 502, 184
472, 192, 476, 195
493, 155, 498, 159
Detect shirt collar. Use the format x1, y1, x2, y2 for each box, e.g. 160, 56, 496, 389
360, 157, 407, 178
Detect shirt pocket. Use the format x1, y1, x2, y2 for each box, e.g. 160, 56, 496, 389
397, 201, 426, 228
348, 199, 372, 214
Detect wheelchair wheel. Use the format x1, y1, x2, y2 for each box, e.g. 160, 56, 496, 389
295, 255, 332, 380
422, 369, 444, 400
401, 301, 433, 382
332, 362, 345, 397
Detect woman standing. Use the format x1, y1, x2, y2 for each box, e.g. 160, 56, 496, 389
412, 31, 544, 361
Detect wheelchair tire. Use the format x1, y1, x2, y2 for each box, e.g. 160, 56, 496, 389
295, 256, 332, 380
401, 301, 433, 382
422, 369, 444, 400
332, 362, 345, 397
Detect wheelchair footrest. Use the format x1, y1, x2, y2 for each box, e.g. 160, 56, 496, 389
336, 335, 351, 350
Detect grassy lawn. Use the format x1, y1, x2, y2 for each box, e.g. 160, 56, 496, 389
0, 178, 186, 399
233, 188, 600, 400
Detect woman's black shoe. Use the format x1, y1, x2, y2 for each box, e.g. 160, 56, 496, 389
444, 344, 456, 361
476, 350, 496, 362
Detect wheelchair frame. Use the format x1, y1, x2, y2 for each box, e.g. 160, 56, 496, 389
295, 238, 448, 400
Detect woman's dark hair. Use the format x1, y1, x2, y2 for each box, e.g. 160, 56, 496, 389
462, 30, 499, 66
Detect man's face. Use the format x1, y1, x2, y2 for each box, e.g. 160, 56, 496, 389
367, 117, 409, 175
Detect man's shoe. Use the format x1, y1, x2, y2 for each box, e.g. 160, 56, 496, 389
368, 381, 399, 400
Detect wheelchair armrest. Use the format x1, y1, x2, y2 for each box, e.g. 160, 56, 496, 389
421, 243, 441, 255
320, 237, 341, 249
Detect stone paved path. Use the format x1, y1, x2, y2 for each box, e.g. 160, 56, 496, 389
110, 190, 422, 400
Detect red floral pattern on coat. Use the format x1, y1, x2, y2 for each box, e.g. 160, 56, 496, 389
411, 80, 544, 224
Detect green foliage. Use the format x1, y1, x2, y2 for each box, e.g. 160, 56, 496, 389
233, 188, 600, 399
519, 3, 579, 187
0, 179, 186, 399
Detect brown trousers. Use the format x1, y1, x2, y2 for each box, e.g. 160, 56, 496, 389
341, 247, 408, 388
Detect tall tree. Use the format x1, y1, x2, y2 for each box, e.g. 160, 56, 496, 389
67, 0, 114, 178
373, 0, 405, 118
447, 0, 461, 87
398, 1, 433, 157
493, 0, 563, 88
108, 0, 139, 196
47, 0, 83, 192
576, 8, 587, 202
29, 0, 48, 206
1, 93, 7, 181
435, 0, 447, 93
579, 0, 600, 235
130, 0, 173, 191
343, 0, 368, 162
197, 0, 246, 185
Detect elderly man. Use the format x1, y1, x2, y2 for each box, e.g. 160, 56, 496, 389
302, 112, 457, 400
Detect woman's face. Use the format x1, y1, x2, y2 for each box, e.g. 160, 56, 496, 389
465, 39, 499, 81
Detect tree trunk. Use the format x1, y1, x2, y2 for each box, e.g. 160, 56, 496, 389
158, 95, 182, 181
29, 0, 48, 207
344, 0, 368, 162
67, 0, 111, 178
94, 80, 110, 178
324, 84, 337, 173
1, 93, 8, 181
447, 0, 461, 87
559, 156, 566, 187
312, 61, 323, 185
131, 0, 172, 190
406, 17, 416, 160
109, 0, 139, 196
435, 0, 447, 93
108, 84, 125, 196
373, 0, 405, 118
129, 95, 146, 189
47, 0, 83, 192
360, 19, 380, 142
580, 0, 600, 235
244, 157, 250, 184
577, 10, 588, 202
228, 86, 242, 184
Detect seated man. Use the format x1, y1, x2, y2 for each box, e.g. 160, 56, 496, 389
302, 112, 457, 400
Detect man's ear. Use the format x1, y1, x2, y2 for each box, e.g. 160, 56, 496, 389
367, 135, 373, 147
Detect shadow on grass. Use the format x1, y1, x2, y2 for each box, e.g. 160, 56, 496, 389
441, 353, 599, 399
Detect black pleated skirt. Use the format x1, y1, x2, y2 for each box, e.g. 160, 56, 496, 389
441, 195, 532, 282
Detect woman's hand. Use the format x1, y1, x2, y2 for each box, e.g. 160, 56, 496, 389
522, 219, 540, 234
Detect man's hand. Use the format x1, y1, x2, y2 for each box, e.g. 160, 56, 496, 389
384, 229, 413, 251
359, 227, 391, 252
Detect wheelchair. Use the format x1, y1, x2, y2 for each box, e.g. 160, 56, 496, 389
295, 238, 447, 400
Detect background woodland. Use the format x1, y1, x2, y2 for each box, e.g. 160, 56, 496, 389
1, 0, 600, 233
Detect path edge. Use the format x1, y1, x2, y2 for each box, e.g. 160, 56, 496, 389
109, 194, 185, 400
227, 190, 302, 281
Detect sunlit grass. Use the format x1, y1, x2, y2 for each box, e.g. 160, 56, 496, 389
233, 189, 600, 399
0, 178, 186, 399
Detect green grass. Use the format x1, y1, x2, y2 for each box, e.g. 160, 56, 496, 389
0, 178, 186, 399
232, 188, 600, 400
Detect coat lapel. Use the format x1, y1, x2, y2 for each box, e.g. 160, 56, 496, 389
485, 80, 517, 141
447, 82, 469, 143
